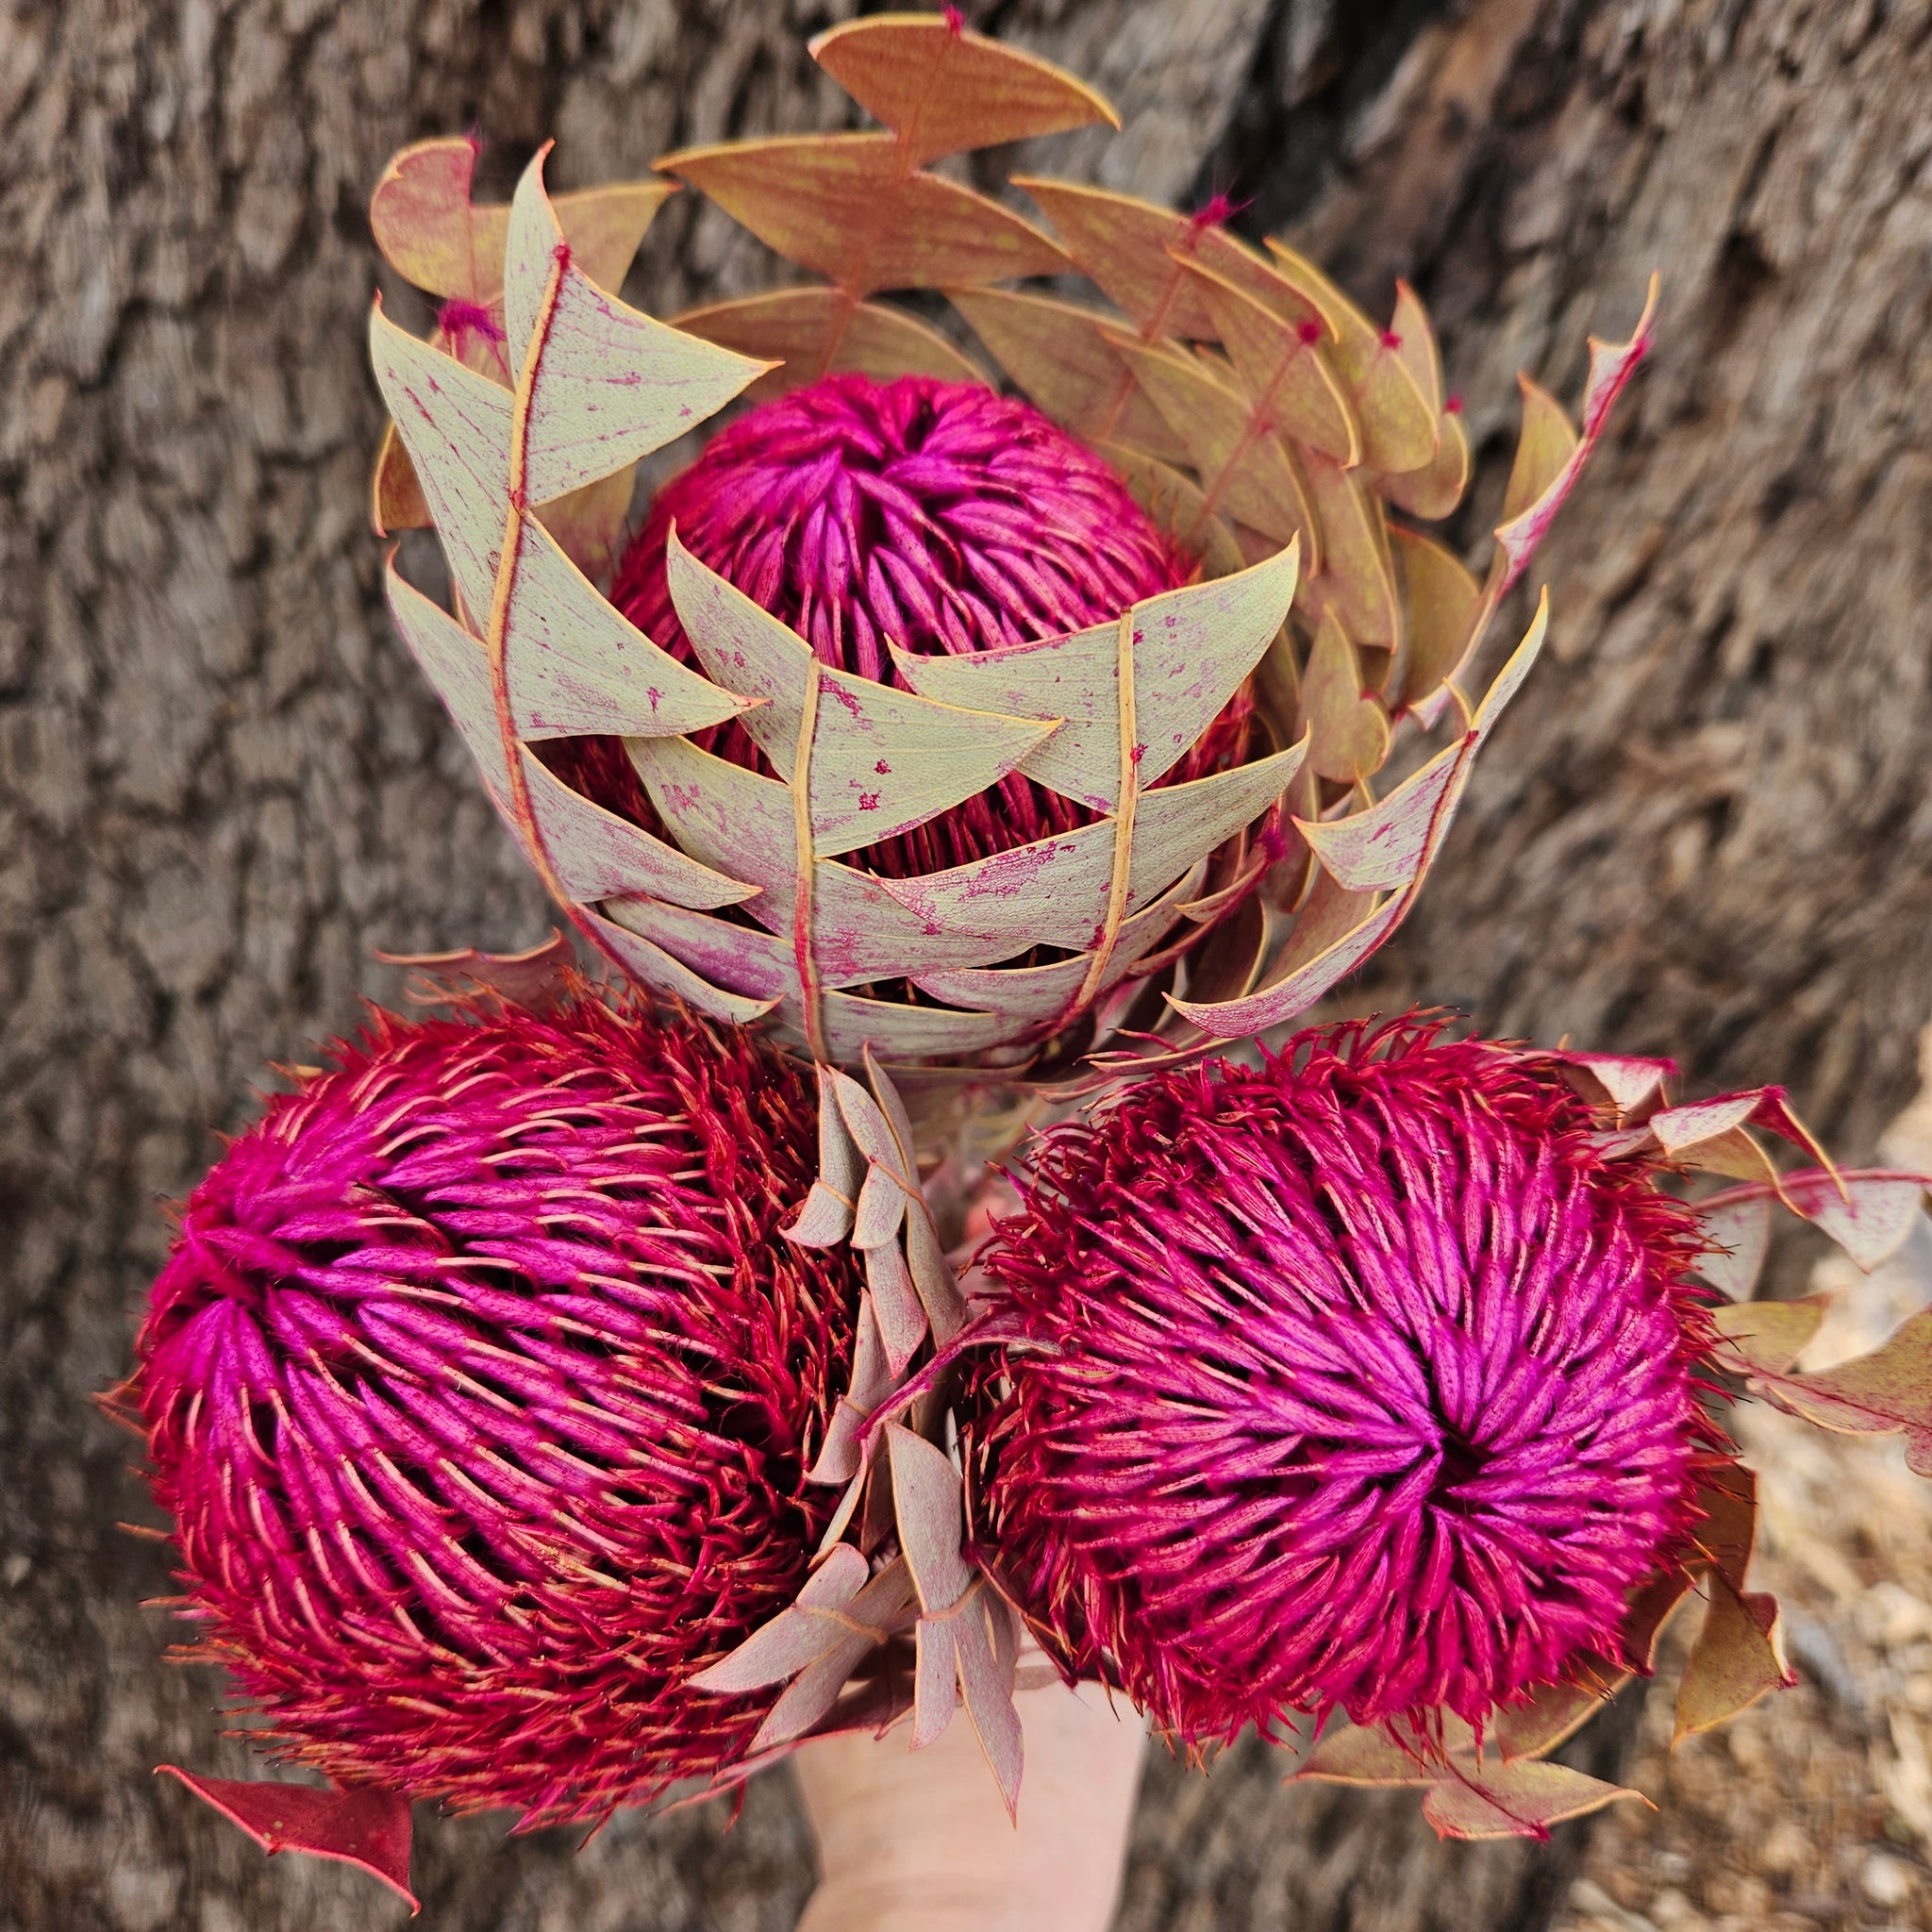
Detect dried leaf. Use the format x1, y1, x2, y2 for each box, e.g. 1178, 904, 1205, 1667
953, 1590, 1025, 1815
1390, 526, 1480, 712
672, 286, 987, 399
503, 512, 749, 739
950, 287, 1188, 465
1261, 241, 1437, 474
1293, 1719, 1434, 1787
158, 1771, 416, 1909
1707, 1298, 1824, 1375
586, 912, 782, 1026
1421, 1758, 1641, 1841
1302, 610, 1391, 785
504, 151, 772, 505
1674, 1574, 1791, 1741
891, 541, 1298, 808
1748, 1308, 1932, 1474
1181, 258, 1357, 464
1303, 454, 1399, 650
866, 1238, 927, 1376
1696, 1194, 1774, 1300
1107, 332, 1315, 552
810, 15, 1117, 165
1493, 1678, 1623, 1763
1783, 1168, 1926, 1271
1381, 406, 1470, 520
375, 932, 575, 1011
689, 1544, 870, 1692
658, 135, 1068, 296
887, 1424, 972, 1613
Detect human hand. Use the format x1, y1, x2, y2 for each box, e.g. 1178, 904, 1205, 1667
792, 1673, 1148, 1932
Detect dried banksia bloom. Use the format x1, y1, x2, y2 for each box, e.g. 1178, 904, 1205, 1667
585, 370, 1243, 877
966, 1020, 1722, 1742
129, 991, 859, 1834
365, 10, 1655, 1074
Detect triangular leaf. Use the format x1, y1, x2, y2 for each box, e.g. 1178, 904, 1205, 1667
658, 135, 1069, 295
158, 1772, 416, 1910
505, 150, 772, 503
672, 286, 986, 395
1674, 1574, 1791, 1740
369, 304, 512, 621
1301, 610, 1391, 785
892, 542, 1298, 808
1709, 1297, 1826, 1375
1696, 1194, 1774, 1300
584, 912, 781, 1025
1390, 525, 1480, 712
1749, 1307, 1932, 1474
810, 15, 1117, 165
1298, 735, 1465, 891
1421, 1759, 1641, 1841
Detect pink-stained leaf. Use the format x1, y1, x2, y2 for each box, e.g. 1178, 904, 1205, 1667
689, 1544, 870, 1692
1783, 1168, 1927, 1272
953, 1591, 1025, 1817
1544, 1050, 1674, 1114
663, 532, 1058, 857
830, 1068, 908, 1178
910, 860, 1206, 1024
1492, 275, 1659, 596
501, 511, 750, 739
381, 561, 512, 788
657, 135, 1070, 296
913, 1610, 961, 1749
810, 14, 1117, 165
888, 1424, 974, 1613
786, 1181, 857, 1248
787, 991, 1017, 1064
866, 1237, 929, 1376
673, 286, 989, 396
808, 1292, 893, 1486
1171, 597, 1546, 1039
816, 1062, 868, 1197
598, 895, 793, 999
369, 303, 512, 621
903, 1197, 968, 1343
1747, 1308, 1932, 1475
1296, 738, 1465, 891
1709, 1297, 1828, 1376
874, 741, 1307, 953
1421, 1759, 1643, 1842
158, 1771, 417, 1910
1674, 1574, 1793, 1742
1696, 1194, 1774, 1300
852, 1164, 910, 1251
503, 151, 772, 505
376, 931, 575, 1012
583, 911, 781, 1025
891, 541, 1299, 809
1649, 1091, 1759, 1156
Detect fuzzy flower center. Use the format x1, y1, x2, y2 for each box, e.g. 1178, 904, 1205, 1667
135, 1000, 858, 1825
554, 374, 1240, 879
970, 1024, 1710, 1740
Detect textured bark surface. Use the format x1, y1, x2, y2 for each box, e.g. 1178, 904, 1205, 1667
5, 0, 1928, 1927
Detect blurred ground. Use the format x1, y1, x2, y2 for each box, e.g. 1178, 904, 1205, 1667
1558, 1054, 1932, 1932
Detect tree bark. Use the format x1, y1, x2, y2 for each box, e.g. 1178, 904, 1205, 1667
5, 1, 1926, 1928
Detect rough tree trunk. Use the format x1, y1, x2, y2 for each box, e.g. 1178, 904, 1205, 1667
5, 1, 1928, 1928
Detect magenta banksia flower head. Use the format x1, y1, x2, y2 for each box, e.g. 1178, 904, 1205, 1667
966, 1018, 1720, 1743
590, 371, 1231, 877
130, 991, 859, 1827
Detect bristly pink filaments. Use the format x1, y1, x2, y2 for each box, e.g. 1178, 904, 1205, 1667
966, 1018, 1720, 1745
130, 991, 860, 1827
557, 373, 1246, 878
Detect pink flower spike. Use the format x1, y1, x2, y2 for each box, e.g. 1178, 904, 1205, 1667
967, 1017, 1722, 1746
134, 989, 862, 1829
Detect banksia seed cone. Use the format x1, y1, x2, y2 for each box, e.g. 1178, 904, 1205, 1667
130, 992, 859, 1825
965, 1019, 1721, 1741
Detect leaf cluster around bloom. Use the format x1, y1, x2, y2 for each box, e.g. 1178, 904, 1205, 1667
118, 8, 1932, 1911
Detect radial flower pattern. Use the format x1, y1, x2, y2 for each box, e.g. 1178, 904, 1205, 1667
132, 992, 860, 1826
967, 1019, 1720, 1741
